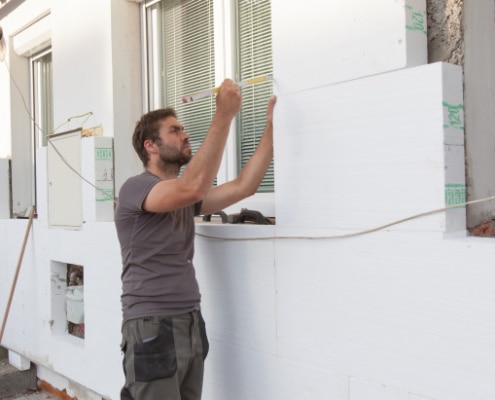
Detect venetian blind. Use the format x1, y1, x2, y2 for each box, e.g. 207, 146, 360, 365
154, 0, 215, 155
236, 0, 273, 192
34, 51, 53, 147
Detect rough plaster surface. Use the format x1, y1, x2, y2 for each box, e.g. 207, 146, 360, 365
427, 0, 464, 64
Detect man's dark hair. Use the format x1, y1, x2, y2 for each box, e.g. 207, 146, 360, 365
132, 108, 177, 166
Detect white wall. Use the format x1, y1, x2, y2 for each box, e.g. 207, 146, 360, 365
0, 217, 123, 399
1, 1, 495, 400
195, 227, 495, 400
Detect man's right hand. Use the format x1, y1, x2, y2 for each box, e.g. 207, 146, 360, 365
215, 79, 242, 119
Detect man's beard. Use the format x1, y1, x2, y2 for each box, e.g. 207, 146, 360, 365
158, 143, 192, 167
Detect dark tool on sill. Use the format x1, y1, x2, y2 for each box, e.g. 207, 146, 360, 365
202, 211, 228, 223
227, 208, 274, 225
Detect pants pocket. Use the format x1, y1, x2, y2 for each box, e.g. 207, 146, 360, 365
133, 320, 177, 382
198, 312, 209, 360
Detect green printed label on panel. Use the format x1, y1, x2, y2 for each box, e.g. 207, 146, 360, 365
96, 147, 113, 161
96, 189, 114, 202
406, 4, 426, 35
442, 102, 464, 131
445, 183, 466, 208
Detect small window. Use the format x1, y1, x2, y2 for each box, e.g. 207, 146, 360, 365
31, 49, 53, 208
32, 49, 53, 148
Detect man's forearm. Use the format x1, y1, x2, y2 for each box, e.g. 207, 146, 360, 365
178, 80, 241, 199
180, 114, 233, 194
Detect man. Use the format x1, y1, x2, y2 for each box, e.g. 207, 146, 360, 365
115, 79, 276, 400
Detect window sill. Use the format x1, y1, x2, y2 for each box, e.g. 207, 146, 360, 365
195, 217, 276, 241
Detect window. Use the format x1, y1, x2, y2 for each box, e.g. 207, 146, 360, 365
32, 49, 53, 148
31, 49, 53, 207
144, 0, 274, 211
10, 13, 52, 217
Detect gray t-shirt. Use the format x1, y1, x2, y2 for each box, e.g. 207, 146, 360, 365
115, 171, 202, 322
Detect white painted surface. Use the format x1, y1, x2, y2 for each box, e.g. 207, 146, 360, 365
12, 13, 51, 56
47, 130, 83, 228
0, 0, 52, 159
1, 1, 494, 400
8, 350, 30, 371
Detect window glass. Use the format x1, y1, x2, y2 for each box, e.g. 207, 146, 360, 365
235, 0, 274, 192
145, 0, 273, 192
146, 0, 215, 156
31, 49, 53, 209
32, 50, 53, 148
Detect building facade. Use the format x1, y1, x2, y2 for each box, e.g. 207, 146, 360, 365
1, 1, 494, 399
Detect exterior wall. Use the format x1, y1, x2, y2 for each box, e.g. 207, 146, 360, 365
195, 228, 495, 400
1, 2, 495, 400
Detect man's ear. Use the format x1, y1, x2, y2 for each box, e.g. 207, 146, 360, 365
144, 139, 158, 156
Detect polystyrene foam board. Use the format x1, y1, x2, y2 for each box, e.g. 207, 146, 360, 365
194, 235, 277, 354
272, 0, 427, 95
203, 342, 349, 400
275, 232, 495, 400
81, 136, 114, 222
444, 144, 466, 231
350, 378, 409, 400
274, 62, 464, 233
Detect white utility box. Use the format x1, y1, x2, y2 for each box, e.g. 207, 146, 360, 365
66, 285, 84, 324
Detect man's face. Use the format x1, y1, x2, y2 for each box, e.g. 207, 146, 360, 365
155, 116, 192, 166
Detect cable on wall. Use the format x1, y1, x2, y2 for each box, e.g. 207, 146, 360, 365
195, 195, 495, 241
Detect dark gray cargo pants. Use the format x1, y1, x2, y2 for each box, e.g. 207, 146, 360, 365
120, 311, 209, 400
